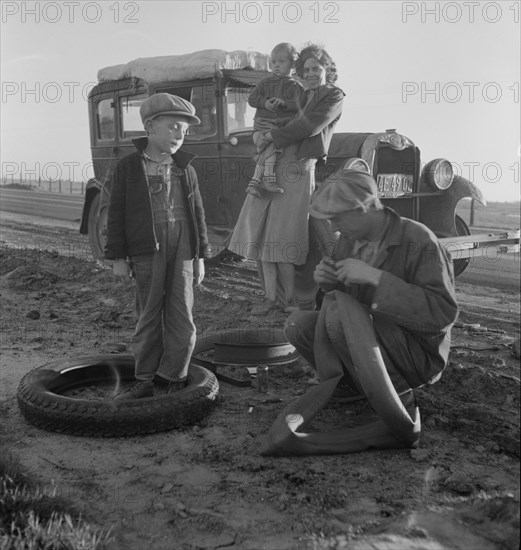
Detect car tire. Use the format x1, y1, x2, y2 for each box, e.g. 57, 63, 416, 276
17, 354, 219, 437
453, 214, 471, 277
87, 192, 108, 260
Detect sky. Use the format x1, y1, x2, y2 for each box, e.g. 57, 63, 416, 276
1, 0, 520, 201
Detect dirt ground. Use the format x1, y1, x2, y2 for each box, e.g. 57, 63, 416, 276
0, 215, 519, 550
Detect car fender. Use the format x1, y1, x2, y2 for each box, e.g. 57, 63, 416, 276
418, 175, 486, 237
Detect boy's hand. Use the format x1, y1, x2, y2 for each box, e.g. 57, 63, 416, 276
193, 259, 205, 287
113, 259, 132, 283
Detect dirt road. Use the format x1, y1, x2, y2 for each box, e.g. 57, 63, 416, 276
0, 214, 519, 550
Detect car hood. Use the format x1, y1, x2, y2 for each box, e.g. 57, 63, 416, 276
326, 132, 373, 159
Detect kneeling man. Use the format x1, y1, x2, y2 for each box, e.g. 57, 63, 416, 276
262, 170, 459, 456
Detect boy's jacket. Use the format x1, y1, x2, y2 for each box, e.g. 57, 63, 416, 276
105, 137, 210, 260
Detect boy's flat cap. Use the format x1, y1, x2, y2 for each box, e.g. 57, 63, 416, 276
310, 170, 382, 219
140, 93, 201, 125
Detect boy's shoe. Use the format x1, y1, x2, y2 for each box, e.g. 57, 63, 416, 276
167, 379, 187, 393
153, 375, 170, 387
114, 380, 153, 401
260, 175, 284, 194
246, 179, 264, 199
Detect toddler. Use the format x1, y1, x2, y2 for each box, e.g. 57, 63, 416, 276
246, 43, 305, 198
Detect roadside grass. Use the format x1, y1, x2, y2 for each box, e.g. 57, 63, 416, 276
0, 448, 113, 550
0, 183, 33, 191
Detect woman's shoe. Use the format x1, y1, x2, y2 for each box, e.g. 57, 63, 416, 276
284, 299, 300, 313
251, 298, 280, 315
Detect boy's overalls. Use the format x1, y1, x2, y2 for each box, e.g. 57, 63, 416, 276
130, 156, 195, 383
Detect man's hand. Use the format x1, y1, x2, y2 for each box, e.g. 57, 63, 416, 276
194, 258, 205, 287
113, 259, 132, 283
314, 259, 338, 292
335, 259, 382, 287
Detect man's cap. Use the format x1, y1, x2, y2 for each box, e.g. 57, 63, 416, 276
309, 170, 382, 219
140, 93, 201, 125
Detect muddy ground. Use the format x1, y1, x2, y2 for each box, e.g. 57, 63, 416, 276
0, 215, 519, 550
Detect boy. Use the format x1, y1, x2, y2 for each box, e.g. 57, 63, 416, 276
105, 93, 210, 400
246, 43, 304, 198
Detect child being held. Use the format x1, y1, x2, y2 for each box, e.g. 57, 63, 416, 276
246, 43, 305, 198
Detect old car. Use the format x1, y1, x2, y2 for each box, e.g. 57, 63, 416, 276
80, 49, 519, 277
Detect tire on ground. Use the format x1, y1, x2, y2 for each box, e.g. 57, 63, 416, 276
17, 354, 219, 437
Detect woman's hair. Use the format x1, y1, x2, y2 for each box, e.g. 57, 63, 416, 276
271, 42, 299, 63
295, 44, 338, 84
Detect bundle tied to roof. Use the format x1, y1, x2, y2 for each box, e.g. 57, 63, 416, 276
97, 49, 270, 83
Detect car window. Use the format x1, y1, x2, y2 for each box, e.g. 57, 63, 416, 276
115, 84, 220, 141
96, 98, 115, 141
156, 84, 217, 141
120, 96, 146, 139
187, 84, 217, 140
225, 86, 255, 134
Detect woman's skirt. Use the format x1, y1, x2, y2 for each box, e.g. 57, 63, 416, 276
228, 142, 316, 266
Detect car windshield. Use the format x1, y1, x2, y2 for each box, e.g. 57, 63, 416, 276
225, 86, 256, 134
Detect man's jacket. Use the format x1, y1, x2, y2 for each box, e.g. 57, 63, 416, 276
271, 83, 345, 161
104, 137, 210, 260
330, 207, 459, 383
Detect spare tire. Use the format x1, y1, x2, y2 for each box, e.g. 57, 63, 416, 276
17, 354, 218, 437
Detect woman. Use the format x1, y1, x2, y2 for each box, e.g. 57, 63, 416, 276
228, 44, 345, 314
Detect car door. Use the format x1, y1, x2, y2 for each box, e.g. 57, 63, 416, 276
217, 80, 258, 226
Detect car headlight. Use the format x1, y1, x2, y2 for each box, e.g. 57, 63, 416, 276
342, 157, 371, 174
422, 158, 454, 190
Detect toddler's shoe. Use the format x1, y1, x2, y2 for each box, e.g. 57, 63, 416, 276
114, 380, 153, 401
